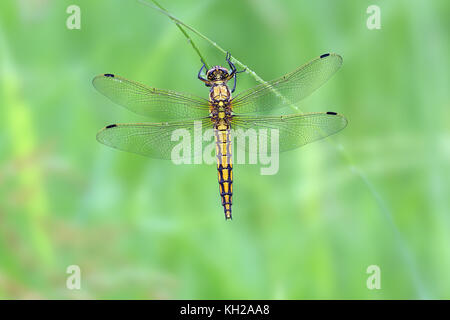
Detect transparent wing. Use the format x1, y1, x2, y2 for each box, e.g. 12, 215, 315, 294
96, 118, 214, 160
232, 53, 342, 114
93, 74, 210, 121
230, 112, 347, 153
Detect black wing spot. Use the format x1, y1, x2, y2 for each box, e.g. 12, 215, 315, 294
104, 73, 115, 78
326, 111, 337, 115
320, 53, 330, 59
105, 124, 117, 129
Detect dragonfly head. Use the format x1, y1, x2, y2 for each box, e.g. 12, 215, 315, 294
206, 66, 230, 82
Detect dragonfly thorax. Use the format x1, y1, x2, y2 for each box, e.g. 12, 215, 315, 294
209, 82, 232, 127
209, 82, 231, 103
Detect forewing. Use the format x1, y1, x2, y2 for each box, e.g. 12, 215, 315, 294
231, 112, 347, 153
232, 53, 342, 114
93, 74, 210, 121
96, 118, 214, 160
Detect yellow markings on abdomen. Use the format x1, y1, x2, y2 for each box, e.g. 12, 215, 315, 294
215, 127, 233, 220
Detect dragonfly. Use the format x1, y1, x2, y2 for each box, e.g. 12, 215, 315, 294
94, 52, 347, 220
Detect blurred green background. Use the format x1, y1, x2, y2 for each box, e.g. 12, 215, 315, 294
0, 0, 449, 299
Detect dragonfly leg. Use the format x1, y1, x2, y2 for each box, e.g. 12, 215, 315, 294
198, 63, 209, 84
225, 52, 246, 93
226, 53, 237, 92
231, 73, 237, 93
226, 52, 237, 75
226, 53, 246, 74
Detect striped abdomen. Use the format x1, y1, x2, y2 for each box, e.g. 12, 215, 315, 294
215, 127, 233, 220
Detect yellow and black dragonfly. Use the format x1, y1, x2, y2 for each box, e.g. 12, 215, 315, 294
94, 53, 347, 220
